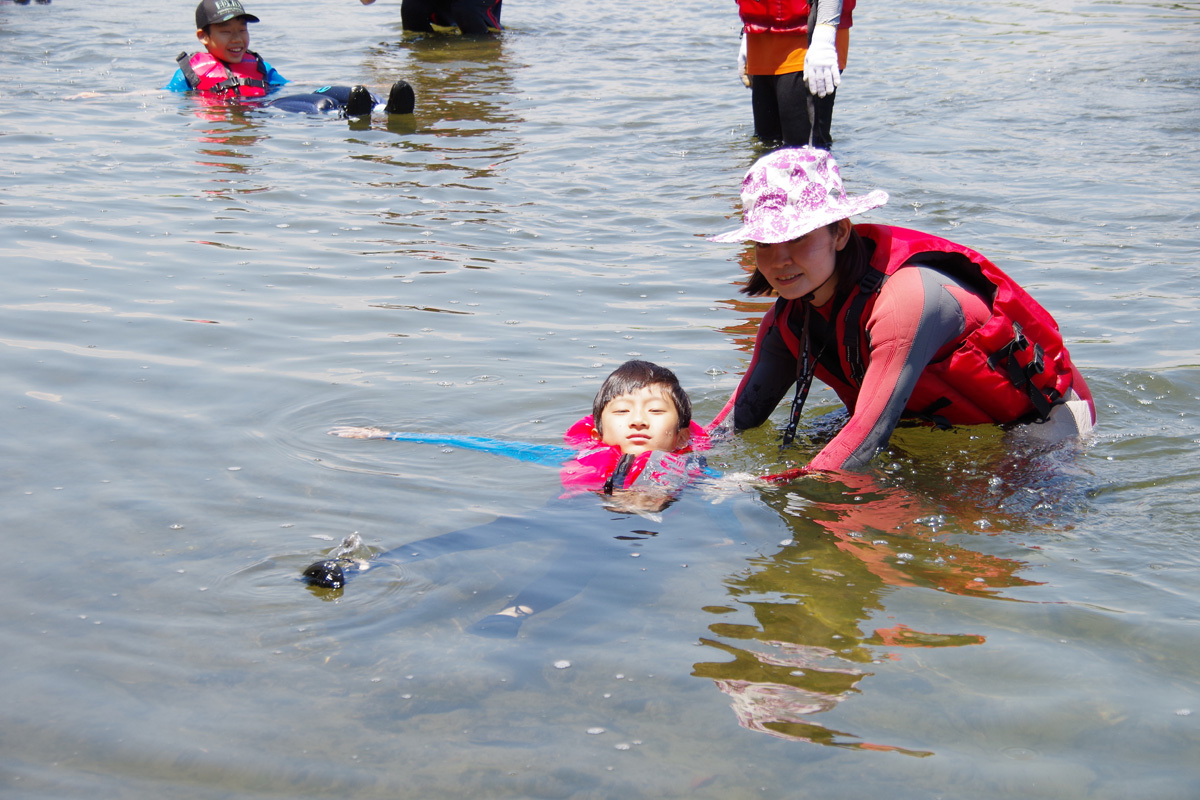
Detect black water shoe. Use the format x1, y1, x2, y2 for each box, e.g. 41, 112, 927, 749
302, 559, 347, 589
385, 80, 416, 115
344, 85, 374, 118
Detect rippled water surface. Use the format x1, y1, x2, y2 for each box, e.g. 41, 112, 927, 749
2, 0, 1199, 797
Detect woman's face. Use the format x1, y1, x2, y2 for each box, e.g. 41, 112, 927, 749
753, 219, 851, 305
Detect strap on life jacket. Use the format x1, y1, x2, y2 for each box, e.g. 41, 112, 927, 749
911, 396, 954, 430
986, 321, 1062, 420
781, 302, 824, 447
177, 51, 201, 90
842, 267, 886, 383
603, 453, 636, 495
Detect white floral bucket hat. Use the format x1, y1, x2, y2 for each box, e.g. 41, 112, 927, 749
709, 147, 889, 244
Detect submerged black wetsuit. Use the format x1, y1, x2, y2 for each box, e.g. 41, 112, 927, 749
401, 0, 502, 34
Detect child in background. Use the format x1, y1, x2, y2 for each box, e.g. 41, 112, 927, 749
303, 360, 713, 637
165, 0, 415, 117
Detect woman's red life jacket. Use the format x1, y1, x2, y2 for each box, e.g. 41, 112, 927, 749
176, 50, 270, 98
775, 224, 1080, 426
737, 0, 856, 36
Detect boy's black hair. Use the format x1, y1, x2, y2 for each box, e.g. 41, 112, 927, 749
741, 224, 873, 307
592, 360, 692, 434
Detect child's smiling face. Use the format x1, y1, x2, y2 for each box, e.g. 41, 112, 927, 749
198, 17, 251, 64
599, 385, 689, 455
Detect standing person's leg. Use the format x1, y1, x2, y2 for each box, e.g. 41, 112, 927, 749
401, 0, 438, 32
750, 74, 783, 143
776, 71, 836, 149
448, 0, 501, 33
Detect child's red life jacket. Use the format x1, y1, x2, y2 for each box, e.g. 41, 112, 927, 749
775, 224, 1082, 426
559, 416, 711, 495
737, 0, 856, 35
176, 50, 270, 98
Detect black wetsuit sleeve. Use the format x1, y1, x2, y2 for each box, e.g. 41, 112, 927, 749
731, 312, 801, 432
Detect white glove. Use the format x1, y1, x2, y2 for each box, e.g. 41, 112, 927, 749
804, 24, 840, 97
737, 35, 750, 88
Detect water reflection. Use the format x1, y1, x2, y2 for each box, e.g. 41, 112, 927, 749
355, 33, 526, 267
189, 108, 270, 181
693, 471, 1047, 755
363, 32, 522, 164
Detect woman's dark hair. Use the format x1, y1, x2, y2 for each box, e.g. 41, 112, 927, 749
741, 223, 872, 307
592, 360, 692, 433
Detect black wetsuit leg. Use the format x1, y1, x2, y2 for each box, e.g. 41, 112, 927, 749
265, 86, 380, 114
376, 512, 551, 564
303, 500, 574, 588
302, 499, 615, 639
266, 93, 343, 113
751, 71, 836, 149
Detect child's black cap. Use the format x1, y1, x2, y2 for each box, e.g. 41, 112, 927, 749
196, 0, 260, 28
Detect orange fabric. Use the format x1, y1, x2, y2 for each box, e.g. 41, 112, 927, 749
746, 27, 849, 76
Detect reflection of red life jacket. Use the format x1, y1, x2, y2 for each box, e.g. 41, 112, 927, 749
176, 50, 270, 98
776, 224, 1082, 426
737, 0, 856, 35
559, 416, 712, 495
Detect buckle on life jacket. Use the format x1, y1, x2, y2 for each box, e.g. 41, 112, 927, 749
988, 322, 1061, 421
987, 321, 1029, 372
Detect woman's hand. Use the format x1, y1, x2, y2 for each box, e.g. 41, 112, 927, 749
804, 25, 840, 97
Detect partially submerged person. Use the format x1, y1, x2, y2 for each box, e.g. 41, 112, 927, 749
303, 360, 712, 637
165, 0, 415, 117
708, 146, 1095, 474
358, 0, 504, 36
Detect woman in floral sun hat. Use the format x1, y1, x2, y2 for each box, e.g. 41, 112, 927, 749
707, 146, 1095, 474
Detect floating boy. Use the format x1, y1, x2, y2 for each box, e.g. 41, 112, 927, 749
165, 0, 415, 117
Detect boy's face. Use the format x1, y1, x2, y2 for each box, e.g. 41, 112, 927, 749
599, 385, 689, 455
197, 17, 250, 64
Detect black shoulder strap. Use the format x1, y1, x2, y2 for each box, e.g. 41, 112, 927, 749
781, 302, 818, 447
842, 267, 886, 383
176, 51, 201, 90
251, 51, 268, 82
603, 453, 636, 495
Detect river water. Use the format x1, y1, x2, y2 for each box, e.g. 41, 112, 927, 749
2, 0, 1199, 797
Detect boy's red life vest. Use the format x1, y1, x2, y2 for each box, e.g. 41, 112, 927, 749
560, 416, 711, 495
737, 0, 856, 35
774, 224, 1080, 426
176, 50, 270, 98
